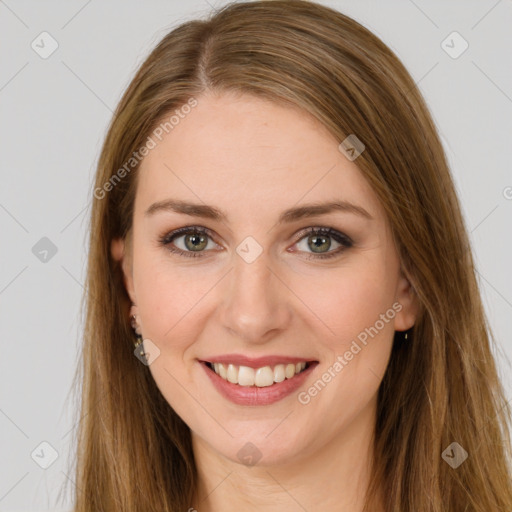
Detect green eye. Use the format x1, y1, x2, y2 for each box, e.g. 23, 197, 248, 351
160, 226, 215, 258
159, 226, 353, 260
293, 227, 353, 260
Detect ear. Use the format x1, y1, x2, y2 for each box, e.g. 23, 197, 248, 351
111, 236, 136, 304
393, 267, 419, 332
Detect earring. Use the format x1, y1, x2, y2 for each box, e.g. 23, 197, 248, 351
129, 304, 145, 356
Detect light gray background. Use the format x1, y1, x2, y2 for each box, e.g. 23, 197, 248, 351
1, 1, 511, 510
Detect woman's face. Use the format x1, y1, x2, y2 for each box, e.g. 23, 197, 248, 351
113, 91, 417, 466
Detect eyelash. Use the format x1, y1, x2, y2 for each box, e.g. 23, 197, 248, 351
158, 225, 353, 260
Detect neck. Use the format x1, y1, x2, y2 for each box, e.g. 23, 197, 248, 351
190, 395, 384, 512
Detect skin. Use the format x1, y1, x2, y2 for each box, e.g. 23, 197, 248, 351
112, 91, 418, 511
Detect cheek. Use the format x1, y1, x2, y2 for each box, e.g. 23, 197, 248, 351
135, 246, 398, 351
291, 258, 398, 350
134, 252, 218, 352
292, 262, 397, 434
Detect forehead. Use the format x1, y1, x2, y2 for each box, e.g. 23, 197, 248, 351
135, 92, 383, 223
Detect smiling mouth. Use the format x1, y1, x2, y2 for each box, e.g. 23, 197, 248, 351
203, 360, 317, 388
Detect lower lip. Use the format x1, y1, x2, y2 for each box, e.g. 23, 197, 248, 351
200, 361, 319, 406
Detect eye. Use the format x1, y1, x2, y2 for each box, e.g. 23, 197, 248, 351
292, 227, 353, 260
159, 225, 353, 260
159, 226, 219, 258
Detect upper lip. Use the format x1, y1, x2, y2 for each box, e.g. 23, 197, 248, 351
199, 354, 318, 368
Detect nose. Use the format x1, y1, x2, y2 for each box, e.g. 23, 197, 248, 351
219, 249, 292, 345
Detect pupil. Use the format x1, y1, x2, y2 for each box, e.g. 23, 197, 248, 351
186, 233, 207, 251
310, 235, 330, 253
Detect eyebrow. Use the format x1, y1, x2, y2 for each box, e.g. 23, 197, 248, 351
145, 198, 373, 223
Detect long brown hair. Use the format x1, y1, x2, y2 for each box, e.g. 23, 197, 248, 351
69, 1, 512, 510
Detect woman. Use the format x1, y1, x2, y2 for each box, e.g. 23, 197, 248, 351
71, 1, 512, 510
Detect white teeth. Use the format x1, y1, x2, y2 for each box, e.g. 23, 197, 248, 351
285, 363, 295, 379
255, 366, 274, 387
226, 364, 238, 384
210, 361, 309, 387
238, 366, 255, 386
274, 364, 285, 383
